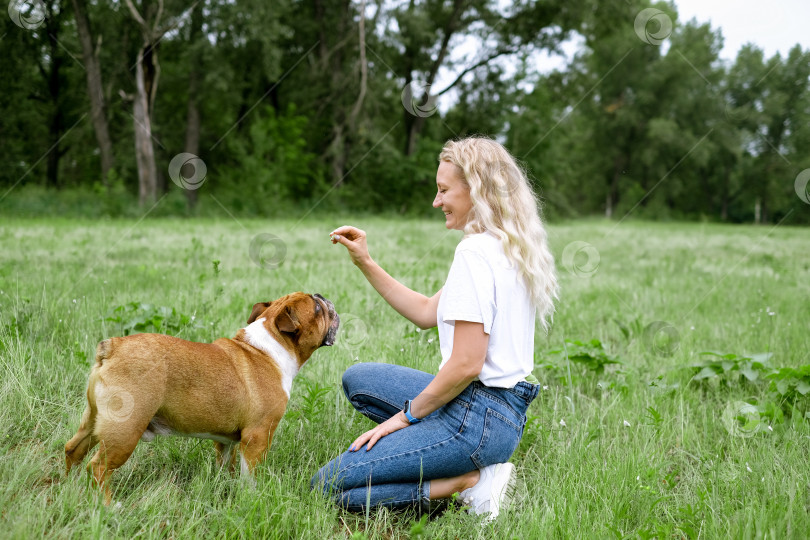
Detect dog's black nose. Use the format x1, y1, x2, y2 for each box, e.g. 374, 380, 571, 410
313, 293, 324, 301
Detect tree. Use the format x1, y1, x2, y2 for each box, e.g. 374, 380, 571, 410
71, 0, 114, 186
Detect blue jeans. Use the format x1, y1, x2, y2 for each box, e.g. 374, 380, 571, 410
310, 362, 539, 512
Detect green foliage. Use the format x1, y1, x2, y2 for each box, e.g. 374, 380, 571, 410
408, 514, 429, 537
690, 351, 774, 384
0, 0, 808, 223
286, 379, 332, 424
546, 338, 623, 375
105, 303, 200, 336
767, 366, 810, 417
216, 106, 325, 215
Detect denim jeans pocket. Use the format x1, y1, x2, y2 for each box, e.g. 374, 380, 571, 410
470, 408, 521, 469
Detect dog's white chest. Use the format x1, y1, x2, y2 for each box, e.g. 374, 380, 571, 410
243, 318, 299, 398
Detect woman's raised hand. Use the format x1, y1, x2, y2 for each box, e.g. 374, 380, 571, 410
330, 225, 371, 267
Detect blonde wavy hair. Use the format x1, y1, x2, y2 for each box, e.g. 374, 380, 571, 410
439, 137, 558, 330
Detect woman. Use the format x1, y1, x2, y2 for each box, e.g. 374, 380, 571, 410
312, 137, 558, 520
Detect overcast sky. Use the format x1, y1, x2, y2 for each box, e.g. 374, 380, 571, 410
435, 0, 810, 98
674, 0, 810, 61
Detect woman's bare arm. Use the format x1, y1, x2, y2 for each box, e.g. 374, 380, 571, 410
331, 225, 440, 329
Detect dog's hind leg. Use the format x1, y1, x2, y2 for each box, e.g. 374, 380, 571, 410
65, 403, 99, 474
88, 428, 144, 505
65, 364, 107, 473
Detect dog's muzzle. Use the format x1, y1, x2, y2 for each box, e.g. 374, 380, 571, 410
315, 293, 340, 346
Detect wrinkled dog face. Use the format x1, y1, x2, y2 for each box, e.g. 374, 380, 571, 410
247, 292, 340, 362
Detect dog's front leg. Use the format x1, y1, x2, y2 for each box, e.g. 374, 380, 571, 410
214, 442, 237, 473
238, 422, 278, 486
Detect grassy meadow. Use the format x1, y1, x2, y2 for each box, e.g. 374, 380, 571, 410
0, 216, 808, 539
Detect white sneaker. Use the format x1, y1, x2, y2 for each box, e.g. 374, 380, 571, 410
458, 462, 516, 521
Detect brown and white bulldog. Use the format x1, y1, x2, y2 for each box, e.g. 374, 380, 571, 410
65, 292, 339, 503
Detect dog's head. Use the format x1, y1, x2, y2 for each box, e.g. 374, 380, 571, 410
243, 292, 340, 365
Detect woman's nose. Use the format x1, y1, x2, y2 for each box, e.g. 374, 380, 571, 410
432, 193, 441, 207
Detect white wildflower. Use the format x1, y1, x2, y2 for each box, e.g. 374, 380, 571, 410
746, 463, 752, 473
559, 419, 566, 427
623, 420, 631, 427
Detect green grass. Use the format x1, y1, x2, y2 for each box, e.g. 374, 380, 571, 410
1, 216, 808, 538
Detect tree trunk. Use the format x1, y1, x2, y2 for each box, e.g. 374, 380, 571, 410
720, 165, 730, 221
134, 45, 158, 206
125, 0, 166, 206
43, 4, 64, 188
183, 0, 204, 210
72, 0, 114, 186
606, 154, 623, 218
404, 0, 465, 156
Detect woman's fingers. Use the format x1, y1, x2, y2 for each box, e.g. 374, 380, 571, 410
350, 428, 375, 452
349, 413, 410, 452
330, 225, 364, 241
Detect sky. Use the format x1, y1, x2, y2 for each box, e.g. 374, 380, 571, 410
673, 0, 810, 61
434, 0, 810, 101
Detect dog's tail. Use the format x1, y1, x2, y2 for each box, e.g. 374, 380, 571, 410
94, 338, 114, 367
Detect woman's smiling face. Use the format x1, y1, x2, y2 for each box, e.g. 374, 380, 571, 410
433, 161, 473, 230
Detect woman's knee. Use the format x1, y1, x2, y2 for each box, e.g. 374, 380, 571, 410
341, 362, 383, 401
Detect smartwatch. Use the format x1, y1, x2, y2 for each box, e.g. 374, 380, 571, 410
403, 400, 421, 424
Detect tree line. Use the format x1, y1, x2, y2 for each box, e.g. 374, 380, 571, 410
1, 0, 808, 223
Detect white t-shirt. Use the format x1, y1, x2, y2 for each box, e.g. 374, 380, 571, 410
436, 232, 536, 388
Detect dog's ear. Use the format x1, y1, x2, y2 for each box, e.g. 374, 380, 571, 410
276, 305, 300, 335
247, 302, 272, 325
